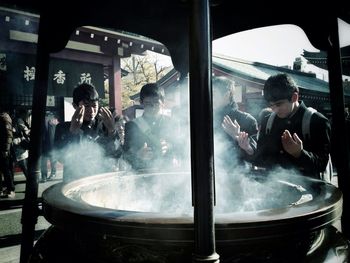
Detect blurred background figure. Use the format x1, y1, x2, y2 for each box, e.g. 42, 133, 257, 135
40, 112, 59, 182
0, 105, 15, 198
113, 114, 126, 160
12, 108, 31, 180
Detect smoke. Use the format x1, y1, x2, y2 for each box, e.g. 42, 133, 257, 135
214, 166, 308, 213
55, 138, 120, 182
63, 78, 315, 215
66, 166, 313, 215
72, 172, 193, 215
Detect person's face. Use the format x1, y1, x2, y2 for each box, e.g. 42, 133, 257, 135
79, 100, 99, 121
142, 96, 163, 118
268, 93, 298, 118
213, 89, 230, 110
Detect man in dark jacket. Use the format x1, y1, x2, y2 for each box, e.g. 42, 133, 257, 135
253, 73, 331, 179
123, 83, 181, 171
54, 83, 119, 182
212, 76, 258, 172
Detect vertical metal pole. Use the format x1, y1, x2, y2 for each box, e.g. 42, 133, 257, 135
189, 0, 219, 262
20, 16, 49, 263
327, 17, 350, 239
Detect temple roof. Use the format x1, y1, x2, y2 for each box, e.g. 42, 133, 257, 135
212, 54, 336, 94
302, 46, 350, 76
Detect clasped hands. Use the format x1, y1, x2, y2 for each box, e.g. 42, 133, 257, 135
281, 130, 303, 158
222, 115, 253, 155
222, 115, 303, 158
137, 140, 169, 160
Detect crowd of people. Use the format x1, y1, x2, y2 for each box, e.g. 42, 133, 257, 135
0, 107, 33, 198
0, 72, 339, 198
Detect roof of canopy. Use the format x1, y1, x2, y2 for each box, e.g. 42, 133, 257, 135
1, 0, 349, 76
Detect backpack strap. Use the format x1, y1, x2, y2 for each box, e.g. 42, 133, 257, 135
301, 107, 333, 183
302, 107, 317, 140
265, 112, 276, 135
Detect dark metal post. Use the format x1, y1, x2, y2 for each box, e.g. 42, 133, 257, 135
189, 0, 219, 262
327, 17, 350, 239
20, 16, 50, 263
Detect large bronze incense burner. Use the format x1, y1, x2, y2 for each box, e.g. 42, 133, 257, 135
31, 171, 349, 262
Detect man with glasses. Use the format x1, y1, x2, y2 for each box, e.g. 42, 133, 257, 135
123, 83, 181, 171
253, 73, 331, 179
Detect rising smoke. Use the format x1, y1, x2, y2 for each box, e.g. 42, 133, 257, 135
64, 78, 314, 215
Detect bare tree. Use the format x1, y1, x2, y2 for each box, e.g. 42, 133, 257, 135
120, 51, 172, 109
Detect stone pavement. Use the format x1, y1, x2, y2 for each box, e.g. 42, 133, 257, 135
0, 171, 63, 263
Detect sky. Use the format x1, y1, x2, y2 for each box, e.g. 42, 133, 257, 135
157, 24, 314, 68
212, 24, 318, 68
212, 20, 350, 69
155, 20, 350, 80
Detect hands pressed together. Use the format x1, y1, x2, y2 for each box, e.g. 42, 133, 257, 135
137, 140, 169, 161
281, 130, 303, 158
222, 115, 240, 139
222, 115, 253, 155
221, 115, 303, 158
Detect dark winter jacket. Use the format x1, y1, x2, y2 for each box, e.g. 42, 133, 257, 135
213, 104, 258, 171
123, 114, 181, 170
54, 120, 119, 181
0, 112, 13, 154
254, 101, 331, 179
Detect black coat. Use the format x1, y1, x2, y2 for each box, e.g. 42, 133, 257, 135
123, 114, 181, 170
213, 105, 258, 171
254, 101, 331, 179
42, 117, 56, 154
54, 120, 118, 181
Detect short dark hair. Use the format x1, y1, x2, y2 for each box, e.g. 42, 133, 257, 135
263, 73, 299, 102
73, 83, 99, 106
140, 83, 165, 103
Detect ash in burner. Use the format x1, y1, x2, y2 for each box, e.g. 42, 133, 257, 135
66, 168, 310, 215
67, 173, 192, 214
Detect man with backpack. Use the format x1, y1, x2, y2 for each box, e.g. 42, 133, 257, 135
253, 73, 332, 180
